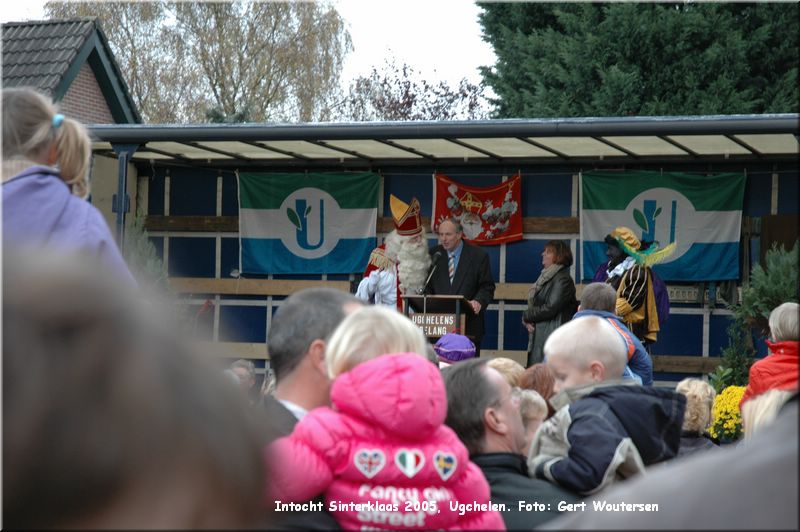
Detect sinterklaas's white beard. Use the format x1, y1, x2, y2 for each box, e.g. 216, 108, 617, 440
397, 237, 431, 295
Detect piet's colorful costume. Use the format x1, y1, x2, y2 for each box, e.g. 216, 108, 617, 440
356, 195, 427, 311
603, 227, 675, 344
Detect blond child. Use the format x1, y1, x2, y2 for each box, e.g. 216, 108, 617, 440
674, 378, 718, 456
513, 388, 548, 456
2, 88, 134, 284
265, 306, 504, 530
528, 316, 685, 495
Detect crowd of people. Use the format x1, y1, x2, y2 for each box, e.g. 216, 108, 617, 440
3, 87, 798, 530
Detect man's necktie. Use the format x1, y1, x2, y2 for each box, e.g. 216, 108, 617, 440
448, 253, 455, 283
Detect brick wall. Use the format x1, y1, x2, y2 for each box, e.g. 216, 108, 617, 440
60, 62, 115, 124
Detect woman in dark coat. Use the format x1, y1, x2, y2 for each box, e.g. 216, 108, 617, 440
523, 240, 577, 367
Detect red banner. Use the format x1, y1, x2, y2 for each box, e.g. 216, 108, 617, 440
432, 173, 522, 245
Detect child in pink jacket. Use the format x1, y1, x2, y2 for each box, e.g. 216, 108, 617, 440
265, 306, 505, 530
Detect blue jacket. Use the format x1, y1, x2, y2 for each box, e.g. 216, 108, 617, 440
529, 382, 685, 495
573, 309, 654, 385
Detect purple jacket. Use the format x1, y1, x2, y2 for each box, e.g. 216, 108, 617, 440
3, 166, 135, 285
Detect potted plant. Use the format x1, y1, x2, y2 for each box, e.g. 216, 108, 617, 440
709, 240, 799, 393
708, 385, 746, 444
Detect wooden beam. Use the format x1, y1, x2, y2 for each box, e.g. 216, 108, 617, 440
166, 279, 596, 301
196, 341, 269, 359
522, 216, 578, 234
495, 283, 587, 301
482, 350, 528, 367
168, 278, 539, 299
494, 283, 531, 300
350, 216, 579, 234
145, 215, 239, 232
194, 341, 721, 375
145, 215, 579, 234
483, 351, 720, 374
652, 355, 721, 373
166, 277, 721, 308
168, 277, 351, 296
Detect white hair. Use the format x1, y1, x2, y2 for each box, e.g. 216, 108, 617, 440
543, 316, 627, 379
769, 302, 799, 342
384, 229, 431, 295
742, 389, 794, 439
383, 230, 403, 261
325, 305, 428, 377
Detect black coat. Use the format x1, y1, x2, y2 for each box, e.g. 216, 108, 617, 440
523, 268, 576, 366
262, 396, 340, 530
471, 453, 579, 530
262, 394, 299, 444
425, 241, 495, 340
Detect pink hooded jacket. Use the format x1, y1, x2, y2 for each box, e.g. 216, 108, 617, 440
265, 353, 505, 530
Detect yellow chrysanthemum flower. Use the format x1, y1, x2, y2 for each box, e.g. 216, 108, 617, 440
709, 385, 745, 441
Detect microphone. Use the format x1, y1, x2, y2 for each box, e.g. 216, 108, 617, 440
421, 251, 442, 293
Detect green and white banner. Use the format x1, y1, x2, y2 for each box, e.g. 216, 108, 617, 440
238, 172, 379, 274
581, 171, 746, 281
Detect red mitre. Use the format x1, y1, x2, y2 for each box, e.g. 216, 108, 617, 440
390, 194, 423, 236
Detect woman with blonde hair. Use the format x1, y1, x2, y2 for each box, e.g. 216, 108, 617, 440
265, 306, 503, 530
2, 87, 134, 284
675, 378, 719, 457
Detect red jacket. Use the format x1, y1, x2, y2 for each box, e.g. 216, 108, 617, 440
740, 340, 799, 407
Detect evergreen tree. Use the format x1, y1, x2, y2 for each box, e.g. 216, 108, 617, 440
709, 240, 799, 392
478, 3, 799, 118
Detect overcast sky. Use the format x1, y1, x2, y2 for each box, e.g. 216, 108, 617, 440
1, 0, 497, 88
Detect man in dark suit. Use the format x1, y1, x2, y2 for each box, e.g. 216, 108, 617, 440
263, 287, 362, 442
262, 287, 362, 530
426, 218, 495, 355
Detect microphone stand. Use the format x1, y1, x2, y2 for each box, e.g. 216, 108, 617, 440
420, 252, 442, 294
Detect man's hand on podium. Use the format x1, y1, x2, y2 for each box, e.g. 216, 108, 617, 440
469, 300, 481, 314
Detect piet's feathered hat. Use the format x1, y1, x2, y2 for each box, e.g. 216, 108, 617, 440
390, 194, 423, 236
604, 226, 676, 267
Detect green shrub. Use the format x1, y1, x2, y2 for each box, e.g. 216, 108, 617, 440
709, 240, 799, 393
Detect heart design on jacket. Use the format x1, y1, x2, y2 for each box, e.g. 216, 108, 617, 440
354, 449, 386, 479
394, 448, 425, 478
433, 451, 457, 481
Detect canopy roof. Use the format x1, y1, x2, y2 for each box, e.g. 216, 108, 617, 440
90, 114, 799, 168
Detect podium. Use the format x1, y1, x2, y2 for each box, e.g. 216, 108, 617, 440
402, 294, 471, 341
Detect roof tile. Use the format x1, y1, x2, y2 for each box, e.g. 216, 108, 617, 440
1, 18, 96, 96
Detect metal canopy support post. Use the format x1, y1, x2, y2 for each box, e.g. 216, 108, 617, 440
111, 143, 139, 250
